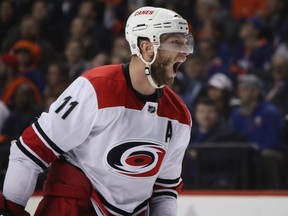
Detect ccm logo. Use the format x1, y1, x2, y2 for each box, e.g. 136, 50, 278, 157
134, 10, 154, 16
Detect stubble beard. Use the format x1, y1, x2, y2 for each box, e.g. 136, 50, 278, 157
150, 52, 175, 86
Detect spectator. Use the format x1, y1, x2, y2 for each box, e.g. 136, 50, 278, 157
48, 0, 81, 52
77, 0, 113, 55
31, 0, 54, 44
1, 82, 42, 145
231, 74, 285, 188
102, 0, 127, 35
265, 0, 288, 47
77, 0, 98, 31
10, 39, 44, 92
31, 0, 49, 26
231, 17, 273, 75
69, 16, 103, 60
206, 73, 235, 121
199, 20, 232, 64
69, 17, 88, 42
0, 53, 18, 98
274, 36, 288, 58
192, 97, 244, 143
2, 15, 39, 51
2, 77, 42, 110
194, 0, 237, 45
198, 38, 234, 80
64, 39, 89, 81
77, 0, 96, 22
265, 54, 288, 116
180, 54, 206, 114
0, 0, 17, 49
2, 14, 57, 71
0, 53, 17, 133
44, 62, 70, 98
77, 0, 112, 55
195, 0, 221, 28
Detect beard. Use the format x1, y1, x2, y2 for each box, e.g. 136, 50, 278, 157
150, 51, 175, 86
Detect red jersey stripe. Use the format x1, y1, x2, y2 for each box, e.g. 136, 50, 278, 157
21, 125, 57, 164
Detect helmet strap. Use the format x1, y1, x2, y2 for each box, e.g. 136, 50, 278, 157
137, 48, 164, 89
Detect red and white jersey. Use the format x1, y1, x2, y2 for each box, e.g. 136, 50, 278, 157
3, 64, 191, 215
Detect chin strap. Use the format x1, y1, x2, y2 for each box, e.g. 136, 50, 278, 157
144, 65, 164, 89
137, 48, 165, 89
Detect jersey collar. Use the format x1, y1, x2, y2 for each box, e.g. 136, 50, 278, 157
122, 63, 163, 103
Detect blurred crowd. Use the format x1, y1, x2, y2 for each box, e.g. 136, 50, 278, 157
0, 0, 288, 190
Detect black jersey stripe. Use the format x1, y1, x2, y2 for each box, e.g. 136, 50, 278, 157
97, 192, 130, 215
153, 191, 177, 199
34, 121, 64, 155
132, 197, 150, 215
16, 140, 47, 170
97, 192, 149, 215
156, 177, 181, 185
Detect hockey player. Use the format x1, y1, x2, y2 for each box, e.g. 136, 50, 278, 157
0, 6, 193, 216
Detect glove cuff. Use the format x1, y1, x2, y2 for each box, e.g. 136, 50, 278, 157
0, 192, 30, 216
0, 192, 5, 209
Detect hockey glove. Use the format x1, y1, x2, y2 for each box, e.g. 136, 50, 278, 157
0, 192, 30, 216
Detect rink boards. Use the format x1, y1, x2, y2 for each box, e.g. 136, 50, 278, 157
26, 190, 288, 216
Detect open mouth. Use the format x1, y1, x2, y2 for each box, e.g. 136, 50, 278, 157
173, 62, 182, 74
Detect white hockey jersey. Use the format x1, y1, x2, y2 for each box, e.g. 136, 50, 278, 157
3, 64, 192, 215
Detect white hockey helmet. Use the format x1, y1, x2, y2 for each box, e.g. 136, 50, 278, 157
125, 6, 193, 56
125, 6, 193, 89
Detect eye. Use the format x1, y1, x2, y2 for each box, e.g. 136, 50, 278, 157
170, 40, 186, 49
170, 40, 181, 45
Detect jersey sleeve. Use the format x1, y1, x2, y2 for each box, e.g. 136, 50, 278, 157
20, 76, 98, 168
36, 76, 98, 154
3, 77, 98, 206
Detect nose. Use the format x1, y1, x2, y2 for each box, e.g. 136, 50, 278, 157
178, 52, 188, 59
181, 44, 193, 55
180, 52, 188, 57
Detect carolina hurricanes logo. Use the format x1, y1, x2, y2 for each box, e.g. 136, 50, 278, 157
106, 141, 166, 177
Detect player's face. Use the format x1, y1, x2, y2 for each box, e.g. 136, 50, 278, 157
151, 33, 191, 86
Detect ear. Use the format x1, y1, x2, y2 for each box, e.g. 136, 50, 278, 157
139, 40, 154, 61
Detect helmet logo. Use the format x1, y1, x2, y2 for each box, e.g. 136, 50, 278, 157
134, 10, 154, 16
